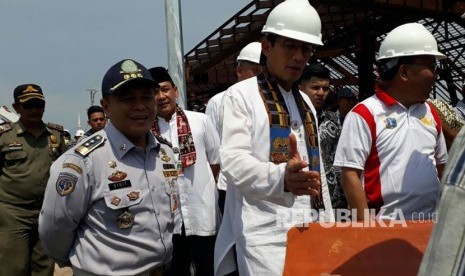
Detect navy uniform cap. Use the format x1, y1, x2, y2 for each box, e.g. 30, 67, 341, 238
338, 87, 358, 99
101, 59, 159, 96
14, 84, 45, 103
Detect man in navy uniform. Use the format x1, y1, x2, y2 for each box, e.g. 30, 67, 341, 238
39, 59, 178, 276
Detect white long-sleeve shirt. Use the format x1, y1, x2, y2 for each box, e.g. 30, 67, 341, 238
157, 110, 221, 236
215, 77, 333, 276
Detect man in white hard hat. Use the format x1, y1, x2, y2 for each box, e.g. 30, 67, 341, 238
334, 23, 448, 221
74, 129, 84, 141
215, 0, 333, 274
205, 41, 262, 214
205, 41, 262, 134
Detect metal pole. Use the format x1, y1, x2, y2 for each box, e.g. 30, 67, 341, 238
165, 0, 187, 109
86, 89, 99, 106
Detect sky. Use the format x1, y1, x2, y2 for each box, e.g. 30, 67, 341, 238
0, 0, 248, 135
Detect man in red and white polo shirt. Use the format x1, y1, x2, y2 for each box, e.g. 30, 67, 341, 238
334, 23, 448, 221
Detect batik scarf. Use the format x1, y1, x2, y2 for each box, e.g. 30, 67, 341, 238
257, 70, 324, 209
152, 104, 196, 168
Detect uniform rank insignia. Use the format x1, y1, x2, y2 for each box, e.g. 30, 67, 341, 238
117, 211, 134, 229
109, 161, 117, 168
163, 169, 178, 178
56, 172, 78, 196
127, 191, 140, 201
104, 188, 142, 210
0, 122, 13, 135
8, 142, 23, 151
47, 122, 64, 132
75, 135, 106, 157
385, 117, 397, 129
160, 148, 171, 162
108, 170, 127, 182
111, 196, 121, 206
421, 115, 433, 126
62, 163, 83, 174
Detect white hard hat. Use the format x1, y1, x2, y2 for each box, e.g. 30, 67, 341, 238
262, 0, 323, 46
377, 23, 446, 60
236, 42, 262, 64
75, 129, 85, 137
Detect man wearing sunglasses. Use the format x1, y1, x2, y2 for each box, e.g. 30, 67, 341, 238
0, 83, 66, 276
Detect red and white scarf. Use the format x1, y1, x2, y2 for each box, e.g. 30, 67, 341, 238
152, 105, 196, 168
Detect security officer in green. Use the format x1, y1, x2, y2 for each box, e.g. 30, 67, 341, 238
0, 84, 66, 276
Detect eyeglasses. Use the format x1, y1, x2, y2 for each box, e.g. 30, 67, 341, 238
279, 39, 314, 57
22, 101, 45, 109
406, 63, 438, 73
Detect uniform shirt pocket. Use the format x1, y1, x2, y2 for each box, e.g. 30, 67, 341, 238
4, 150, 27, 168
103, 188, 143, 210
93, 189, 144, 231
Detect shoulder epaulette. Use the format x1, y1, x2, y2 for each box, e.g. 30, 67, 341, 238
155, 135, 172, 148
47, 122, 64, 132
0, 122, 13, 135
75, 135, 106, 157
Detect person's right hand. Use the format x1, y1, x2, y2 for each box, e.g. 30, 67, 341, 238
284, 133, 321, 196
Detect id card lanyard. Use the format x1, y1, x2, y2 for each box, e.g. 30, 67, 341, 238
167, 118, 184, 177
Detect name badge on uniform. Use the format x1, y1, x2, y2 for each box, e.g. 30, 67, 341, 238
163, 163, 175, 170
108, 180, 132, 190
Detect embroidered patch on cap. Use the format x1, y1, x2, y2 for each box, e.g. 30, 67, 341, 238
56, 172, 78, 196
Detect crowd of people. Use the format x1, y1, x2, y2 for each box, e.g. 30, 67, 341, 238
1, 0, 465, 275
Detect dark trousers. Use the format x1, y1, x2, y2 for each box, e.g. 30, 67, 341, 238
0, 202, 54, 276
164, 225, 216, 276
218, 190, 226, 215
